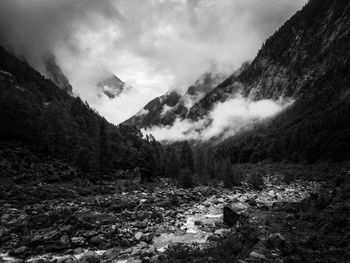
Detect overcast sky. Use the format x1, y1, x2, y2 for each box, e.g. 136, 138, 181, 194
0, 0, 306, 124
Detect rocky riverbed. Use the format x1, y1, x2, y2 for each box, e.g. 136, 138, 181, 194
0, 175, 320, 263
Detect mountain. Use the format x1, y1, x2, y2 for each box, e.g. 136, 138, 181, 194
188, 0, 350, 121
0, 45, 163, 178
126, 0, 350, 163
213, 0, 350, 163
97, 74, 126, 99
44, 55, 73, 95
124, 72, 226, 128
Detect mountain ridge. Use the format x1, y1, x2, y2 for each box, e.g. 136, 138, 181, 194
124, 72, 226, 128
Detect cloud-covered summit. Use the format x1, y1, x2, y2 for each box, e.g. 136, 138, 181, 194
0, 0, 306, 124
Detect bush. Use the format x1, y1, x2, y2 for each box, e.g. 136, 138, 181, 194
283, 171, 295, 184
231, 166, 244, 186
224, 164, 244, 188
223, 164, 233, 188
178, 168, 194, 189
247, 170, 264, 190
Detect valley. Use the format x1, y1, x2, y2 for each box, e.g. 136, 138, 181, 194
0, 1, 349, 263
1, 146, 348, 263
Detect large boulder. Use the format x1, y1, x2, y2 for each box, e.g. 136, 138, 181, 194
223, 202, 250, 226
223, 205, 240, 226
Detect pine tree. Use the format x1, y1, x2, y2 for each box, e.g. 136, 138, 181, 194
180, 141, 194, 172
168, 149, 180, 183
98, 120, 111, 191
138, 143, 157, 183
206, 150, 216, 180
197, 150, 209, 185
223, 159, 233, 188
267, 139, 282, 162
231, 165, 244, 186
179, 168, 194, 189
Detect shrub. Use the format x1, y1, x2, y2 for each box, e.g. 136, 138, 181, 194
247, 170, 264, 190
231, 166, 244, 186
223, 161, 233, 188
178, 168, 194, 189
283, 171, 295, 184
224, 164, 244, 188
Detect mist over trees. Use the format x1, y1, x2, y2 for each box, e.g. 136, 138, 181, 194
0, 46, 164, 181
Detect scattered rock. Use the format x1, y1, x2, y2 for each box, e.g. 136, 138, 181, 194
60, 235, 70, 247
78, 251, 101, 263
13, 246, 28, 255
135, 231, 143, 241
250, 251, 267, 261
89, 234, 105, 244
126, 258, 142, 263
142, 233, 154, 243
71, 237, 86, 246
194, 220, 202, 226
149, 255, 160, 263
102, 248, 121, 261
266, 233, 286, 250
246, 198, 257, 206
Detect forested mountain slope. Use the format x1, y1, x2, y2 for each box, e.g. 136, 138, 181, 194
0, 46, 163, 178
216, 63, 350, 163
125, 0, 350, 165
189, 0, 350, 120
213, 0, 350, 163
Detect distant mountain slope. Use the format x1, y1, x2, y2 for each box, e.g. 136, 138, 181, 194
0, 45, 163, 177
124, 72, 226, 128
188, 0, 350, 120
216, 62, 350, 163
97, 74, 126, 99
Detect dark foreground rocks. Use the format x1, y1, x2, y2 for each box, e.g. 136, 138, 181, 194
1, 148, 349, 263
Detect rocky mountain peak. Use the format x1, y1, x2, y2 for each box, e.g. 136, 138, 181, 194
97, 74, 126, 99
44, 55, 73, 95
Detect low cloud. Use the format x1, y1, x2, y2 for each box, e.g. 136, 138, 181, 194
0, 0, 306, 124
143, 94, 294, 142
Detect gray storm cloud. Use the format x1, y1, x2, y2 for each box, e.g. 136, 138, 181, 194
0, 0, 120, 72
0, 0, 306, 124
